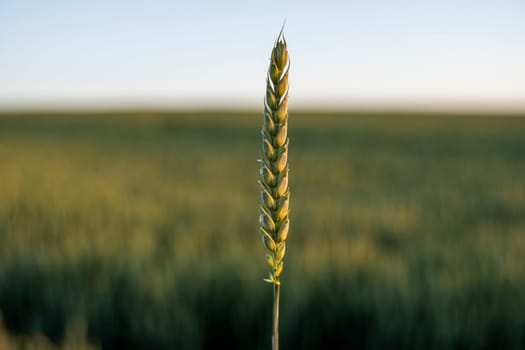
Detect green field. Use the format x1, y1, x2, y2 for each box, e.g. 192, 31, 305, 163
1, 111, 524, 349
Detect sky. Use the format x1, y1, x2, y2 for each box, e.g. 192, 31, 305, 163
0, 0, 524, 111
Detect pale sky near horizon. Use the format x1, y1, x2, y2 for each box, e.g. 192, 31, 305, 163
1, 0, 524, 111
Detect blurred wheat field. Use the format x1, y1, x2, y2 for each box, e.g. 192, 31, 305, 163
0, 111, 524, 349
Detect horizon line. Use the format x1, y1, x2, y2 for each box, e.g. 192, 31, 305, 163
1, 104, 524, 117
1, 100, 525, 116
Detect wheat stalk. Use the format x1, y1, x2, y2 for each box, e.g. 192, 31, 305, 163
259, 27, 290, 350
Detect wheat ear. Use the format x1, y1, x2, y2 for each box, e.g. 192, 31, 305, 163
259, 28, 289, 350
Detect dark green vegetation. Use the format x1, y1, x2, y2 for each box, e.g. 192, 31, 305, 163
1, 111, 524, 349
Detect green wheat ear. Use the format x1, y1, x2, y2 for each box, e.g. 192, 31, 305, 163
259, 27, 289, 350
259, 28, 290, 287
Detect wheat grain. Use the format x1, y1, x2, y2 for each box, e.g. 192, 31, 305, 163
259, 27, 290, 350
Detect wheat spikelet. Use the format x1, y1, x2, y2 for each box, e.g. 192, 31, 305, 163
259, 29, 290, 287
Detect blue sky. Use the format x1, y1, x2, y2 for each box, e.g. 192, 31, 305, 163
1, 0, 524, 111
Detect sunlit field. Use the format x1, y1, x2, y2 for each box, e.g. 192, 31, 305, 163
1, 111, 524, 349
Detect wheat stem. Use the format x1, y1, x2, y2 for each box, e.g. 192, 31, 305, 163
259, 28, 289, 350
272, 283, 281, 350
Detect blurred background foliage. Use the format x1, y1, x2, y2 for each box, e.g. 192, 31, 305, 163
0, 111, 524, 349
